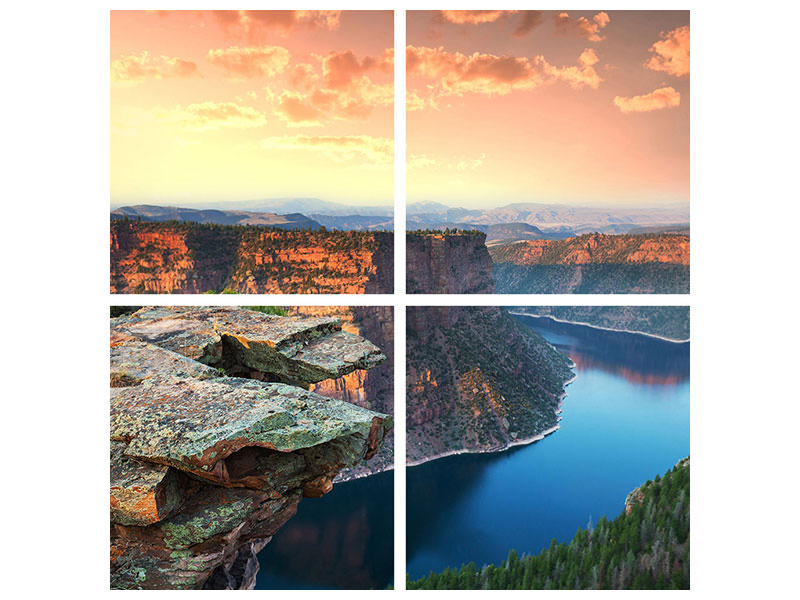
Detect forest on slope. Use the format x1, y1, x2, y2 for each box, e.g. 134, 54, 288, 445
408, 457, 690, 590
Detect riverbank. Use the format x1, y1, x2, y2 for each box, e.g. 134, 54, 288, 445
509, 311, 689, 343
407, 364, 578, 469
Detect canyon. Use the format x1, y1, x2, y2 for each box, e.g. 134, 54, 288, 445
110, 307, 392, 589
406, 306, 574, 464
110, 221, 393, 294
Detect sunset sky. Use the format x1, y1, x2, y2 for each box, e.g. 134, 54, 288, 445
407, 10, 689, 209
111, 10, 393, 207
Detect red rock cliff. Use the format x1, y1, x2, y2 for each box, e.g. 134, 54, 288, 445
111, 221, 393, 294
406, 231, 495, 293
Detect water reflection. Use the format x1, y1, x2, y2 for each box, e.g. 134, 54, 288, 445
406, 314, 689, 578
255, 470, 393, 589
517, 314, 689, 386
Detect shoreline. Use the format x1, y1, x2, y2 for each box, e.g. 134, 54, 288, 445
407, 366, 578, 469
509, 311, 689, 344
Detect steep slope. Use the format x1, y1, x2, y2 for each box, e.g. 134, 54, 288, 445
490, 233, 689, 293
110, 308, 392, 590
512, 306, 690, 342
406, 306, 573, 464
408, 457, 690, 590
406, 231, 495, 293
110, 221, 393, 294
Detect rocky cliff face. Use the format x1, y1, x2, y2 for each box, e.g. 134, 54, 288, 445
285, 306, 394, 481
490, 233, 689, 293
110, 308, 392, 589
110, 221, 393, 294
406, 306, 573, 464
406, 231, 495, 293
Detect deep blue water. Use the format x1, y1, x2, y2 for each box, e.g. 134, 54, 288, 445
406, 314, 689, 579
255, 469, 393, 589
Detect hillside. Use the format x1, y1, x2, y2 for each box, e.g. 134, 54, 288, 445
406, 306, 574, 463
110, 221, 393, 294
408, 457, 690, 590
513, 307, 690, 342
490, 233, 689, 294
112, 205, 321, 229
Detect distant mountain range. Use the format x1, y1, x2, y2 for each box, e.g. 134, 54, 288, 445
111, 201, 395, 231
407, 202, 689, 236
111, 205, 321, 229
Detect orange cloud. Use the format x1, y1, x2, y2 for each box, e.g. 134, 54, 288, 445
275, 92, 324, 127
167, 102, 268, 131
322, 49, 393, 90
206, 10, 341, 36
645, 25, 689, 77
260, 134, 393, 163
289, 63, 319, 92
207, 46, 290, 78
275, 50, 393, 125
613, 87, 680, 113
111, 52, 198, 84
439, 10, 513, 25
554, 12, 611, 42
407, 45, 602, 98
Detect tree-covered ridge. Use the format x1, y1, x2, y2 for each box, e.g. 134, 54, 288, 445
515, 306, 690, 341
407, 228, 485, 237
407, 457, 690, 590
489, 233, 689, 266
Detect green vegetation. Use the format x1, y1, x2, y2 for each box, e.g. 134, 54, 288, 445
407, 458, 689, 590
407, 228, 485, 237
515, 306, 689, 341
244, 306, 289, 316
494, 263, 689, 294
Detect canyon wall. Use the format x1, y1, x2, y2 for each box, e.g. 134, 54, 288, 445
406, 306, 573, 464
110, 221, 393, 294
109, 308, 392, 589
490, 233, 689, 293
286, 306, 394, 481
406, 231, 495, 293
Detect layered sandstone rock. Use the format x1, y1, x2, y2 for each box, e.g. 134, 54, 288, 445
489, 233, 690, 293
285, 306, 394, 481
110, 221, 393, 294
110, 308, 392, 589
406, 231, 495, 293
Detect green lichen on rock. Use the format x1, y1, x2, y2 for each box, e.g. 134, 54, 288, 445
109, 306, 393, 590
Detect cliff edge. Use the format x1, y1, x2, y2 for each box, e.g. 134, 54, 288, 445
110, 307, 392, 589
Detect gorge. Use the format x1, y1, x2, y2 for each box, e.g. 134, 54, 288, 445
406, 312, 689, 583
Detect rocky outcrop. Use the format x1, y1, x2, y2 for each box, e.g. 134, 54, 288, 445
406, 306, 573, 464
406, 231, 495, 293
626, 457, 690, 515
285, 306, 394, 481
490, 233, 689, 293
110, 308, 392, 589
110, 221, 393, 294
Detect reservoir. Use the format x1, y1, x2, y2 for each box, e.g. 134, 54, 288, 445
256, 469, 394, 589
406, 313, 689, 579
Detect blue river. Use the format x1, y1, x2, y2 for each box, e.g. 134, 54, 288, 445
406, 313, 689, 579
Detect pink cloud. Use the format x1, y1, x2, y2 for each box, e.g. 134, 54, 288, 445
613, 87, 681, 113
645, 26, 690, 77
